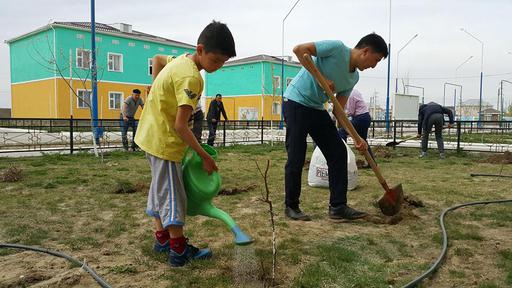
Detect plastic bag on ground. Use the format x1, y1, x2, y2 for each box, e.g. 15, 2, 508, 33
307, 140, 358, 190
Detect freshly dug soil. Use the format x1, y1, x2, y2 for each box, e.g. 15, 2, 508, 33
365, 194, 424, 225
479, 151, 512, 164
218, 184, 257, 196
373, 145, 392, 158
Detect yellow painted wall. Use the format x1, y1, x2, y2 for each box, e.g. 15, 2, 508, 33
11, 79, 56, 118
205, 95, 283, 120
12, 78, 149, 119
56, 79, 149, 119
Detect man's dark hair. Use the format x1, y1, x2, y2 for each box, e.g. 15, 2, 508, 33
355, 33, 388, 58
197, 21, 236, 58
133, 89, 141, 94
216, 93, 222, 97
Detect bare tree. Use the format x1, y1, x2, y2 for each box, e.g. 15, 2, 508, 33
255, 159, 277, 287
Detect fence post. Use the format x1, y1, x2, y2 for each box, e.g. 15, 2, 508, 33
261, 118, 264, 144
392, 120, 397, 150
70, 116, 74, 154
372, 121, 375, 138
456, 121, 461, 153
222, 121, 226, 147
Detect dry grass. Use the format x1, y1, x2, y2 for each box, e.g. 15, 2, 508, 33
0, 146, 511, 288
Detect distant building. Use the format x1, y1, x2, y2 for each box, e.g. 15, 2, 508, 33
481, 108, 501, 121
459, 99, 493, 120
6, 22, 195, 118
204, 55, 301, 120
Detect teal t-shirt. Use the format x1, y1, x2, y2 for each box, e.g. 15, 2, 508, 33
284, 40, 359, 110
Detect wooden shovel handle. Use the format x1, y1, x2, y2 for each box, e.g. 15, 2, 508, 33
301, 53, 389, 190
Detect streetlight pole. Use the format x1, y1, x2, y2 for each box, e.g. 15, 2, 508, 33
454, 55, 472, 117
460, 28, 484, 124
395, 33, 419, 93
281, 0, 301, 128
385, 0, 392, 132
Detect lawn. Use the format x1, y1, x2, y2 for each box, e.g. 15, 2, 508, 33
0, 144, 511, 288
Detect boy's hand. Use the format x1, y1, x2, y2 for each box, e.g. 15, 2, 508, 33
354, 140, 367, 152
201, 154, 218, 175
416, 134, 421, 139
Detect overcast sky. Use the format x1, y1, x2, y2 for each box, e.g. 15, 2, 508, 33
1, 0, 511, 110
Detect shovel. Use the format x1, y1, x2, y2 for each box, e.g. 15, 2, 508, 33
386, 135, 419, 147
301, 53, 403, 216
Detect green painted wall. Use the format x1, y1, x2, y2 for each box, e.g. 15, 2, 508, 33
9, 25, 195, 84
10, 29, 55, 83
204, 61, 301, 97
54, 27, 194, 84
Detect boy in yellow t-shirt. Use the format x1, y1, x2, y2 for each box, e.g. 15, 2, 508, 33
134, 21, 236, 267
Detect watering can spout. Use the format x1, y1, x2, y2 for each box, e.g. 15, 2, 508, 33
183, 144, 254, 245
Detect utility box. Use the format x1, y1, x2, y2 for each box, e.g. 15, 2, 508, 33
393, 93, 420, 120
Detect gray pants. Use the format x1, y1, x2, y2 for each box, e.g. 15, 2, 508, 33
421, 113, 444, 153
145, 153, 187, 228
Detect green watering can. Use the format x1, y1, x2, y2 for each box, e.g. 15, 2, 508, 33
182, 144, 253, 245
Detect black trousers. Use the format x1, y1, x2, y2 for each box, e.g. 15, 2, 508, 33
284, 100, 348, 209
207, 121, 218, 146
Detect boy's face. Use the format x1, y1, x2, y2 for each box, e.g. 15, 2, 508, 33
358, 48, 384, 71
197, 45, 230, 73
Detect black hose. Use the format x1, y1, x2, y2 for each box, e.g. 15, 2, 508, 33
0, 243, 112, 288
402, 199, 512, 288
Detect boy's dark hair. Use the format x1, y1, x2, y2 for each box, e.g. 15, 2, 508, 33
133, 89, 141, 94
355, 33, 388, 58
197, 21, 236, 58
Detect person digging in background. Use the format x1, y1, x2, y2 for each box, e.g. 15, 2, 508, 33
338, 89, 375, 168
416, 102, 454, 159
121, 89, 144, 151
283, 33, 388, 221
206, 93, 228, 146
134, 21, 236, 267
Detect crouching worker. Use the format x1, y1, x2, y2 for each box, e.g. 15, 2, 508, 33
134, 21, 236, 267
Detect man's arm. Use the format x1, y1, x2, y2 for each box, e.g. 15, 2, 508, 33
417, 110, 424, 136
442, 107, 455, 126
175, 105, 217, 174
152, 55, 169, 82
293, 42, 335, 92
220, 103, 228, 120
122, 102, 129, 121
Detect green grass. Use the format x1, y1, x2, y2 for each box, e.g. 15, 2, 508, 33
0, 145, 511, 287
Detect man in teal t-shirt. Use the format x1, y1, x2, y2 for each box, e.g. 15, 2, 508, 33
283, 33, 388, 221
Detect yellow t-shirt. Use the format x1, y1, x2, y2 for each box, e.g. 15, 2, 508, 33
135, 54, 203, 162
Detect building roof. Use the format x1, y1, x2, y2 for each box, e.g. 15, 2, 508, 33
225, 54, 301, 67
5, 22, 195, 49
482, 108, 500, 114
461, 99, 492, 106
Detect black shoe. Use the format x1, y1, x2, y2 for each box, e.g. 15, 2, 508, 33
285, 206, 311, 221
329, 205, 367, 220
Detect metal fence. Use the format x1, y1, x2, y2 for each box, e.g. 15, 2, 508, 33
1, 117, 511, 155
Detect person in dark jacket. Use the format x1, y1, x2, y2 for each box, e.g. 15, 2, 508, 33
416, 102, 454, 159
206, 94, 228, 146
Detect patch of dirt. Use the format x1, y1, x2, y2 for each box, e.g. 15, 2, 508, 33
365, 194, 424, 225
303, 159, 310, 169
356, 159, 366, 169
373, 145, 392, 158
479, 151, 512, 164
134, 182, 150, 193
218, 184, 257, 196
111, 180, 137, 194
1, 165, 23, 182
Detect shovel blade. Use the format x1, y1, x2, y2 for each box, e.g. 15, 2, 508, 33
385, 141, 399, 147
377, 183, 404, 216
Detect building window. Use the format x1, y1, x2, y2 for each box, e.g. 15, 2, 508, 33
172, 49, 178, 54
128, 42, 135, 47
272, 76, 281, 89
95, 36, 102, 42
77, 89, 91, 109
286, 77, 293, 87
76, 34, 84, 39
112, 39, 120, 45
108, 92, 123, 110
144, 44, 150, 50
158, 47, 164, 52
76, 49, 91, 69
272, 102, 281, 115
148, 58, 153, 75
108, 53, 123, 72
